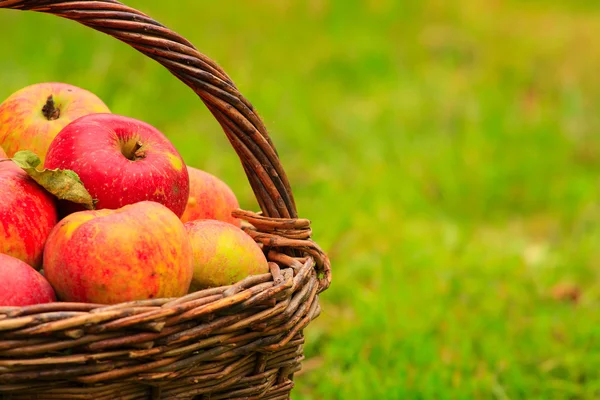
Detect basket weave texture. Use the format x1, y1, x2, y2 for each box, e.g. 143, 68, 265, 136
0, 1, 331, 399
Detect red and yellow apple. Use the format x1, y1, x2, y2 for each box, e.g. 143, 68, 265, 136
0, 152, 58, 269
185, 219, 269, 290
0, 82, 110, 165
43, 201, 193, 304
44, 113, 190, 217
181, 166, 241, 227
0, 254, 56, 306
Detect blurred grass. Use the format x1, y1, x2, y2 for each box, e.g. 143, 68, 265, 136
3, 0, 600, 398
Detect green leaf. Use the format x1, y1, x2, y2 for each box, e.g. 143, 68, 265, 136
10, 150, 41, 169
10, 150, 96, 210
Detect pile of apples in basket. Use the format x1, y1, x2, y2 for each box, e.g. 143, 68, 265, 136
0, 82, 269, 306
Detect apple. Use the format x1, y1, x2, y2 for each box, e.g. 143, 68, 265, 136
43, 201, 193, 304
44, 113, 190, 217
0, 82, 110, 165
185, 219, 269, 290
0, 254, 56, 306
181, 166, 241, 227
0, 152, 58, 269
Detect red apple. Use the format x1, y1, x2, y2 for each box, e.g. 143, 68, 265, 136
0, 254, 56, 306
43, 201, 193, 304
185, 220, 269, 290
180, 166, 241, 227
0, 82, 110, 165
44, 113, 190, 217
0, 152, 58, 269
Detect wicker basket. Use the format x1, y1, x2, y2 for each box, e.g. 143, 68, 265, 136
0, 1, 331, 399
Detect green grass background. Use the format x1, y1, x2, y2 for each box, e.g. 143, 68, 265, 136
2, 1, 600, 398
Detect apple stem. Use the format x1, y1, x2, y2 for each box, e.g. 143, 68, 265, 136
122, 140, 147, 161
42, 95, 60, 121
133, 141, 147, 159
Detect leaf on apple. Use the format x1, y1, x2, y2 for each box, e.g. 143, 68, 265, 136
9, 150, 96, 210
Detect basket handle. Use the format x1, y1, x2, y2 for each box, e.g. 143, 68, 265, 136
0, 0, 332, 291
0, 0, 297, 219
